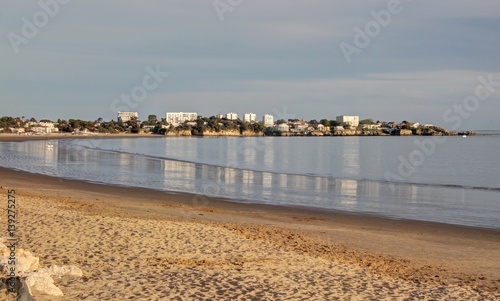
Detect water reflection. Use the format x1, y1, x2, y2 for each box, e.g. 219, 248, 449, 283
341, 138, 360, 176
339, 179, 358, 208
0, 140, 499, 229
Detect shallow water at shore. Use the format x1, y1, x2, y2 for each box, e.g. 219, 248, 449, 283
0, 136, 499, 229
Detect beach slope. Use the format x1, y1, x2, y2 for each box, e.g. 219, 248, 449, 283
0, 167, 499, 300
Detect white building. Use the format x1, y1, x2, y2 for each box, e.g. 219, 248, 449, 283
336, 115, 359, 128
11, 128, 26, 134
362, 124, 380, 130
28, 121, 59, 134
30, 126, 52, 134
118, 111, 139, 123
291, 124, 308, 132
272, 124, 290, 132
226, 112, 238, 120
165, 112, 198, 126
39, 121, 55, 128
262, 114, 274, 127
243, 113, 256, 123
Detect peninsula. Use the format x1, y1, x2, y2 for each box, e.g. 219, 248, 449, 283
0, 114, 474, 138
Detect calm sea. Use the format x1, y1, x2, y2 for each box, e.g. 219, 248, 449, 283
1, 136, 499, 229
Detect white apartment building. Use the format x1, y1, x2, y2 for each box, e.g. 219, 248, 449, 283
243, 113, 256, 123
336, 115, 359, 128
165, 112, 198, 126
262, 114, 274, 127
117, 111, 139, 123
226, 112, 238, 120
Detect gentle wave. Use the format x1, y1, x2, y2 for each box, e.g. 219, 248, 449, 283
77, 143, 500, 193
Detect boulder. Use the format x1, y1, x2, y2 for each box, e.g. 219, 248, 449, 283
0, 238, 83, 298
0, 244, 40, 276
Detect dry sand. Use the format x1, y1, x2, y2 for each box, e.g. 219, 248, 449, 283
0, 166, 499, 300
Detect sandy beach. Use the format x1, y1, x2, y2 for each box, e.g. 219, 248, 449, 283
0, 165, 498, 301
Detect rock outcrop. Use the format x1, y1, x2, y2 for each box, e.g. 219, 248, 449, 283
0, 238, 83, 298
165, 130, 192, 136
332, 129, 358, 136
192, 129, 263, 137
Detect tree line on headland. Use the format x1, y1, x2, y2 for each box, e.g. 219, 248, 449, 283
0, 115, 475, 137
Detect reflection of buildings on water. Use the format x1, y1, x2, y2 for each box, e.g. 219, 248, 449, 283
358, 180, 380, 199
262, 172, 273, 188
241, 169, 254, 185
338, 179, 358, 208
160, 160, 197, 192
19, 140, 60, 167
341, 138, 360, 177
222, 167, 237, 184
276, 173, 287, 188
225, 139, 239, 165
263, 139, 275, 166
410, 185, 419, 202
42, 141, 58, 166
314, 177, 330, 195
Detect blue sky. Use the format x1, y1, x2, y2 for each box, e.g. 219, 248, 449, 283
1, 0, 500, 130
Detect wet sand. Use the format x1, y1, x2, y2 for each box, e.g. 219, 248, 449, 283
0, 165, 498, 300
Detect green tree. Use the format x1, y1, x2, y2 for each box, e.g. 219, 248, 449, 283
319, 119, 330, 127
147, 115, 157, 124
329, 120, 341, 127
0, 116, 18, 129
249, 122, 265, 133
130, 123, 141, 133
127, 117, 140, 133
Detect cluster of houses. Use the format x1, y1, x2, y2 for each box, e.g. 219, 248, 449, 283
117, 111, 458, 136
118, 111, 276, 127
1, 111, 462, 136
6, 121, 60, 135
270, 116, 360, 134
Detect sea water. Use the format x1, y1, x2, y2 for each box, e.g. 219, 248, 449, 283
0, 136, 499, 229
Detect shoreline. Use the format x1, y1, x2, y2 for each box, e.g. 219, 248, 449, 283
1, 135, 499, 230
0, 166, 499, 298
0, 132, 495, 143
1, 163, 499, 231
1, 134, 499, 230
2, 166, 498, 233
